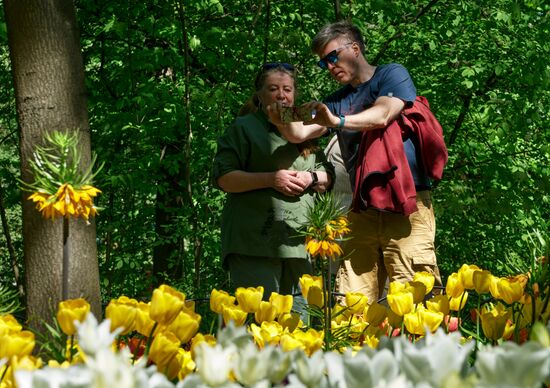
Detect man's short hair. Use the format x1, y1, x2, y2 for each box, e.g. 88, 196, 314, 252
311, 21, 366, 55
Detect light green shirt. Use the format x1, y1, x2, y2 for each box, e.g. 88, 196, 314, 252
213, 111, 334, 262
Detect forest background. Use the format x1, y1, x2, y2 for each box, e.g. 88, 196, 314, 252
0, 0, 548, 326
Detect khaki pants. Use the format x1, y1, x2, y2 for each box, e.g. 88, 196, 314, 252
335, 191, 442, 304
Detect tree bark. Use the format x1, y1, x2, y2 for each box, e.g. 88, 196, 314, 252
4, 0, 101, 329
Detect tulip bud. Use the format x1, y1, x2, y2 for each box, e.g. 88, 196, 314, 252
254, 301, 277, 324
148, 331, 181, 367
135, 302, 156, 337
165, 310, 201, 343
412, 271, 435, 294
150, 284, 185, 326
0, 330, 35, 359
387, 291, 414, 316
345, 292, 369, 314
445, 272, 464, 298
56, 298, 90, 336
105, 295, 138, 335
210, 289, 236, 314
235, 286, 264, 313
472, 270, 493, 294
269, 292, 293, 316
0, 314, 22, 336
221, 304, 248, 326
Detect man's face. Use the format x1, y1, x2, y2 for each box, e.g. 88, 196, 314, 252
318, 38, 357, 85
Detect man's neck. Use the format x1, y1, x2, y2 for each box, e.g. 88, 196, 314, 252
350, 61, 377, 87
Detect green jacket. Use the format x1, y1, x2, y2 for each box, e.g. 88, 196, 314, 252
213, 110, 334, 262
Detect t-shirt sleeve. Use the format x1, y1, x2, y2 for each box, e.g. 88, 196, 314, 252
212, 122, 250, 186
379, 64, 416, 106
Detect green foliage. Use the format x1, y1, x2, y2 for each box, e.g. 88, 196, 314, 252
0, 1, 548, 309
0, 283, 21, 315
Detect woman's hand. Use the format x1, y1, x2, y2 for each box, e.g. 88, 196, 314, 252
273, 169, 309, 196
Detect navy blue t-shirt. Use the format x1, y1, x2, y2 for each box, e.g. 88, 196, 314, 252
324, 63, 430, 189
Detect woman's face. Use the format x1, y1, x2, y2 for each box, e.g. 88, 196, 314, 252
257, 71, 295, 109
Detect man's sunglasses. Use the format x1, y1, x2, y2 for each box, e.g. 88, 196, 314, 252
262, 62, 295, 71
317, 43, 354, 70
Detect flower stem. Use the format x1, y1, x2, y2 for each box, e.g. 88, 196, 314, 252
0, 364, 9, 384
62, 217, 70, 301
143, 322, 158, 358
69, 334, 74, 363
322, 257, 331, 351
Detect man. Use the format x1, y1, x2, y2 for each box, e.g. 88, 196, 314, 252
267, 20, 443, 304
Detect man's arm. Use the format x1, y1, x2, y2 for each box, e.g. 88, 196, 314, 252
332, 96, 405, 131
266, 96, 406, 144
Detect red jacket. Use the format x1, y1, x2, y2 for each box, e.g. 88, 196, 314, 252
352, 96, 448, 216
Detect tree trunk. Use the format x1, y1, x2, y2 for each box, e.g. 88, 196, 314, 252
4, 0, 101, 329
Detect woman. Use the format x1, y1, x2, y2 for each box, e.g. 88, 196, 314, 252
213, 63, 333, 306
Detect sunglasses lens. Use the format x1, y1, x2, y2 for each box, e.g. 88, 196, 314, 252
327, 54, 338, 64
317, 50, 339, 70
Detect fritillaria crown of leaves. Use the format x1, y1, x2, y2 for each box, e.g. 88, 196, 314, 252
22, 130, 103, 220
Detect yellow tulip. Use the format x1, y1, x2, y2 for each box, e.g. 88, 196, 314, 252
162, 348, 195, 381
449, 291, 468, 311
254, 301, 277, 324
292, 328, 324, 356
269, 292, 293, 316
135, 302, 156, 337
166, 310, 201, 343
404, 305, 444, 335
363, 334, 380, 349
306, 285, 325, 308
249, 321, 283, 348
0, 314, 22, 336
182, 300, 196, 315
56, 298, 91, 336
277, 312, 301, 332
11, 354, 43, 371
190, 333, 217, 359
105, 295, 138, 335
365, 302, 387, 327
445, 273, 464, 298
280, 333, 305, 353
412, 271, 435, 294
472, 270, 493, 294
388, 280, 406, 295
221, 304, 248, 326
495, 275, 527, 304
235, 286, 264, 313
480, 303, 512, 341
299, 274, 323, 299
457, 264, 481, 290
332, 304, 352, 325
150, 284, 185, 326
406, 281, 427, 304
502, 320, 515, 340
345, 292, 369, 314
148, 331, 181, 367
0, 330, 35, 359
426, 294, 450, 316
210, 289, 236, 314
387, 291, 414, 316
489, 275, 501, 299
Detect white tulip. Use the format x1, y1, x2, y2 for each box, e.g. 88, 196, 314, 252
194, 343, 235, 387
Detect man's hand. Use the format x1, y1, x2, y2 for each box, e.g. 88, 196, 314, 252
301, 101, 340, 128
